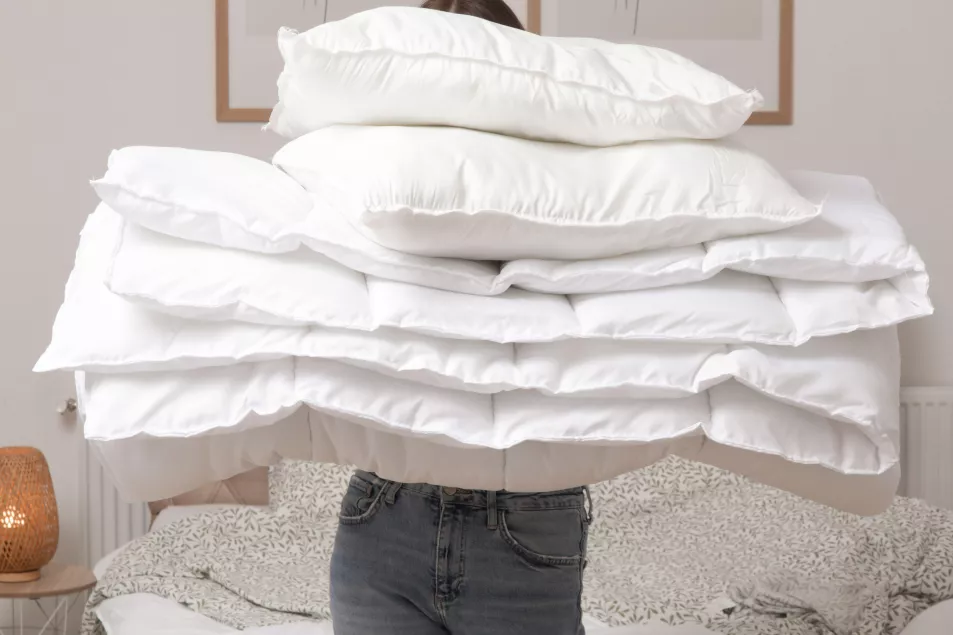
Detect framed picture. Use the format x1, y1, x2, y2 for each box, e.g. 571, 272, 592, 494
215, 0, 538, 122
216, 0, 791, 125
534, 0, 794, 125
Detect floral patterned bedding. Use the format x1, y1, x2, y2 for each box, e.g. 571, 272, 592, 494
83, 458, 953, 635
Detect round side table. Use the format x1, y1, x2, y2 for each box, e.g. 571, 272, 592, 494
0, 563, 96, 635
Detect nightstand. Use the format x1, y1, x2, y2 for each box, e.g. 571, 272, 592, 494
0, 563, 96, 635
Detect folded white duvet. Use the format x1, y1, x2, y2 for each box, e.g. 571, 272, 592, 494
82, 377, 900, 516
42, 208, 907, 515
98, 212, 929, 347
40, 210, 903, 412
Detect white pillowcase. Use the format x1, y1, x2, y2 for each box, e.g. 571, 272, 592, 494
90, 145, 926, 295
273, 126, 818, 260
267, 7, 763, 145
97, 594, 239, 635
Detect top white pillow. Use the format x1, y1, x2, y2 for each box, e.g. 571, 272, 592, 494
267, 7, 763, 145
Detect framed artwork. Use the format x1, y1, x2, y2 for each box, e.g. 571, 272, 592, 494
216, 0, 791, 125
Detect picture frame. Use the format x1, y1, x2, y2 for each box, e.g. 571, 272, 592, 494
215, 0, 791, 125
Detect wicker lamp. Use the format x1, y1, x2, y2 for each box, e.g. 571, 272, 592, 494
0, 447, 59, 583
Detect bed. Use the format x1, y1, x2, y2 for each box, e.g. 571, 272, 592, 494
87, 458, 953, 635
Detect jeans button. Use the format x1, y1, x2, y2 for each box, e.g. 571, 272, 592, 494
443, 487, 457, 495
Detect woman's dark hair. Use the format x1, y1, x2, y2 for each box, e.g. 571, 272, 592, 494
420, 0, 525, 31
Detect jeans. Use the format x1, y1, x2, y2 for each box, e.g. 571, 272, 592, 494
330, 470, 591, 635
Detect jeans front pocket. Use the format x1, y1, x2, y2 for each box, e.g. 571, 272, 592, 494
339, 474, 388, 525
498, 507, 588, 568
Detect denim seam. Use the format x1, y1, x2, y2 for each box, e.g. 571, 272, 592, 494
433, 498, 450, 626
391, 486, 586, 512
498, 511, 584, 567
454, 507, 467, 601
338, 481, 388, 525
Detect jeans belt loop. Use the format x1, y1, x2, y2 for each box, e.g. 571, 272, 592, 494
486, 490, 499, 530
384, 481, 402, 505
583, 486, 594, 524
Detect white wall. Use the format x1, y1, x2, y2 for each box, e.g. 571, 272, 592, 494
736, 1, 953, 386
0, 0, 950, 595
0, 2, 281, 624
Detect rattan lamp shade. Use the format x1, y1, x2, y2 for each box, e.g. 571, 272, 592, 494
0, 447, 59, 583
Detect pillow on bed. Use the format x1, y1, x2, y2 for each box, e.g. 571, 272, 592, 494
267, 7, 762, 145
273, 126, 819, 260
268, 460, 352, 521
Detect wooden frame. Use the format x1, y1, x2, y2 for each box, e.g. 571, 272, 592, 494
747, 0, 794, 125
215, 0, 271, 123
215, 0, 791, 125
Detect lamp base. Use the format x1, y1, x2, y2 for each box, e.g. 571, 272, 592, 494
0, 570, 41, 583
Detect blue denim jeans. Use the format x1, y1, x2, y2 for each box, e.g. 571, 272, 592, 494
330, 471, 591, 634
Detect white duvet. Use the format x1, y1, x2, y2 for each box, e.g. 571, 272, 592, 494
38, 157, 929, 515
40, 204, 908, 505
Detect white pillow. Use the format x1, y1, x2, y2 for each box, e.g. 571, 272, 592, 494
267, 7, 763, 145
273, 126, 818, 260
90, 146, 923, 295
97, 594, 239, 635
900, 600, 953, 635
91, 146, 313, 254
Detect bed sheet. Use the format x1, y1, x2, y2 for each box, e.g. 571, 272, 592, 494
94, 590, 953, 635
95, 594, 715, 635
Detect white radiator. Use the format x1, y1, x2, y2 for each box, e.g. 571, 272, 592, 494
899, 386, 953, 508
81, 443, 151, 569
81, 387, 953, 567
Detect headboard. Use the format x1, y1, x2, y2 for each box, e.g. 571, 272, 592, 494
147, 467, 269, 520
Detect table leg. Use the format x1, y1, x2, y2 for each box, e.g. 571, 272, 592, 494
33, 597, 65, 635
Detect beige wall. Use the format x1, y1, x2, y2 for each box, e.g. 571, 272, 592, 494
0, 0, 950, 589
736, 0, 952, 388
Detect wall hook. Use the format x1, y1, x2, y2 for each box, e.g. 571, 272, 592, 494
57, 398, 78, 415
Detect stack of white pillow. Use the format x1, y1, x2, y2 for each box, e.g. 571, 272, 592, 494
37, 8, 931, 515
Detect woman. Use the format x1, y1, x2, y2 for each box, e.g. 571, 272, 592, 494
328, 6, 590, 633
